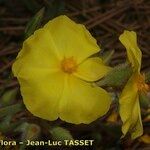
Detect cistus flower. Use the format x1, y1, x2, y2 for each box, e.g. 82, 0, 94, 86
119, 30, 149, 139
12, 15, 112, 124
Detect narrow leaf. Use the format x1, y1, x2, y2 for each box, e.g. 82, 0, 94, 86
25, 7, 45, 39
101, 49, 115, 65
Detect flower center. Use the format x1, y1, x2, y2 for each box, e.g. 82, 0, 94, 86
61, 57, 77, 74
136, 74, 149, 93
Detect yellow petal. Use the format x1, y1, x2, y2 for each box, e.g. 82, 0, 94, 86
44, 15, 100, 64
131, 98, 143, 139
139, 134, 150, 144
74, 57, 112, 81
119, 74, 143, 139
119, 30, 142, 72
18, 69, 65, 121
59, 75, 111, 124
12, 28, 60, 76
107, 111, 118, 123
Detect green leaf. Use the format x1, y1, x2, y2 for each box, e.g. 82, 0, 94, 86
145, 71, 150, 83
15, 123, 41, 150
0, 116, 23, 133
1, 88, 18, 107
16, 123, 41, 140
139, 92, 150, 109
25, 7, 45, 39
101, 49, 115, 65
0, 115, 12, 131
0, 103, 24, 118
97, 63, 132, 87
50, 127, 73, 141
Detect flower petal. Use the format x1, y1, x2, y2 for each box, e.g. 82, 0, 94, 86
140, 134, 150, 144
44, 15, 100, 63
74, 57, 112, 81
119, 30, 142, 72
18, 69, 65, 121
59, 75, 111, 124
131, 98, 143, 139
119, 74, 143, 139
12, 28, 61, 77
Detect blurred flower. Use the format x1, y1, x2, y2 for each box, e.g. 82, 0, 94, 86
106, 110, 118, 123
12, 15, 112, 124
139, 134, 150, 144
119, 30, 149, 139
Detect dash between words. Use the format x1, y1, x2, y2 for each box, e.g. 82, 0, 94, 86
0, 139, 94, 146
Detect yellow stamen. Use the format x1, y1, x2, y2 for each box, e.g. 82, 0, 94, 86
61, 57, 77, 74
136, 74, 149, 93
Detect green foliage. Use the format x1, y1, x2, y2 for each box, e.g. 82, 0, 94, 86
15, 123, 41, 150
101, 49, 115, 65
145, 71, 150, 83
50, 127, 73, 141
0, 103, 24, 118
139, 92, 150, 109
1, 0, 150, 148
1, 88, 18, 107
16, 122, 41, 140
0, 103, 25, 133
97, 63, 132, 87
25, 7, 45, 39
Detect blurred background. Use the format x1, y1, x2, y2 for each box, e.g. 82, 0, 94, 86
0, 0, 150, 149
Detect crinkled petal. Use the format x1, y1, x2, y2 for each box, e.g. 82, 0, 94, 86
18, 69, 65, 121
44, 15, 100, 64
119, 74, 143, 139
12, 28, 60, 76
59, 75, 112, 124
119, 30, 142, 72
130, 98, 143, 139
74, 57, 112, 81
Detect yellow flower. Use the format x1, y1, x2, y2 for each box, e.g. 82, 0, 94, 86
119, 30, 149, 139
12, 15, 112, 124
